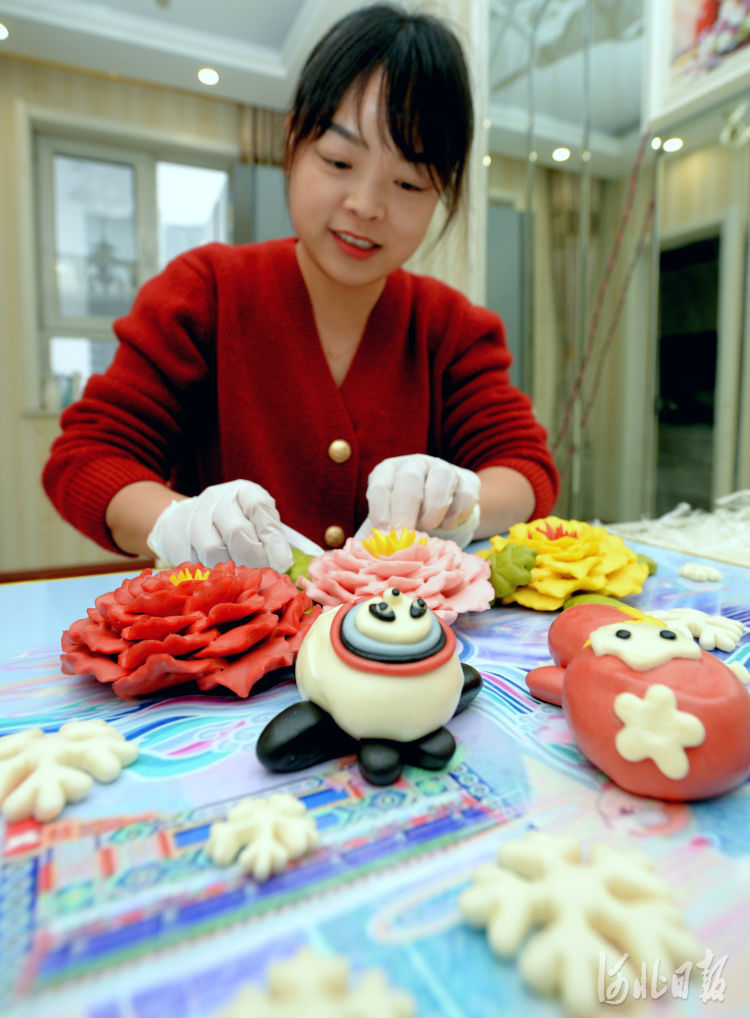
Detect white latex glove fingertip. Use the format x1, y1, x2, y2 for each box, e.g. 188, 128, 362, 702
428, 504, 481, 548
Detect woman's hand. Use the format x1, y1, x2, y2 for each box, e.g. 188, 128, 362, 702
365, 454, 481, 547
146, 479, 293, 571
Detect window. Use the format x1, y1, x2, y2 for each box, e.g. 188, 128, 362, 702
35, 134, 232, 406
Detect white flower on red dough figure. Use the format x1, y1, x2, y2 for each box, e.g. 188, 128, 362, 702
297, 528, 493, 625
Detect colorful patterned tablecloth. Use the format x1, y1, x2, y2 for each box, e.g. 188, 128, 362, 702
1, 542, 749, 1017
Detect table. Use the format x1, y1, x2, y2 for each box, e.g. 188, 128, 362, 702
1, 541, 749, 1018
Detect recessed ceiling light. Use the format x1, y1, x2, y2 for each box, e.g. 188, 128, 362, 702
0, 22, 9, 41
197, 67, 220, 86
482, 154, 492, 167
663, 137, 683, 152
651, 136, 662, 150
482, 117, 492, 130
552, 146, 571, 162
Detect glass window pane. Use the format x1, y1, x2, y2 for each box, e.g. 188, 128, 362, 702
49, 336, 116, 396
53, 155, 138, 319
157, 162, 229, 267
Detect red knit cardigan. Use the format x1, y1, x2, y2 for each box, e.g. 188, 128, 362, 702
43, 238, 558, 553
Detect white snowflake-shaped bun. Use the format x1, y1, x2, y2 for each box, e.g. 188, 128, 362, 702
460, 831, 703, 1017
213, 946, 415, 1018
650, 608, 746, 651
678, 562, 723, 582
205, 793, 319, 881
0, 720, 138, 822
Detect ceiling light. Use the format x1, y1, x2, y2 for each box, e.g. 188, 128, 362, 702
663, 137, 684, 153
552, 147, 571, 162
0, 23, 9, 40
197, 67, 220, 86
651, 136, 662, 150
483, 117, 492, 130
482, 154, 492, 167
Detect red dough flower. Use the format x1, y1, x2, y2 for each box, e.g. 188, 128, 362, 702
61, 563, 321, 698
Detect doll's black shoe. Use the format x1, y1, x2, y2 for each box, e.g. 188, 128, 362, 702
402, 726, 456, 769
256, 701, 356, 772
455, 664, 482, 715
357, 739, 404, 786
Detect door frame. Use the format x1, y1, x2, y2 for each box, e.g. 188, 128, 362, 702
655, 209, 744, 507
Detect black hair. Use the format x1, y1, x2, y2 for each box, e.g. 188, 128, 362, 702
285, 3, 474, 226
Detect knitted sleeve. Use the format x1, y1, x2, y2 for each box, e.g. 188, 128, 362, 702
41, 247, 218, 553
434, 294, 559, 520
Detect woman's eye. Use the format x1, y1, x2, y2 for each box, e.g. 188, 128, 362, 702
397, 180, 424, 192
324, 157, 350, 170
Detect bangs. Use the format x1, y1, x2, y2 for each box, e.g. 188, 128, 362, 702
379, 33, 472, 203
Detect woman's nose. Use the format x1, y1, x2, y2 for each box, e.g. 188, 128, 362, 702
342, 177, 386, 220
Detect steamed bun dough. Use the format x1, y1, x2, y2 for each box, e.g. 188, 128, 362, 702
257, 588, 481, 785
296, 588, 464, 742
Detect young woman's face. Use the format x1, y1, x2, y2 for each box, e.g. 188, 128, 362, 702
287, 73, 441, 295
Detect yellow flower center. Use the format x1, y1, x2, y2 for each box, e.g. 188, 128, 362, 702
361, 528, 427, 557
169, 566, 210, 586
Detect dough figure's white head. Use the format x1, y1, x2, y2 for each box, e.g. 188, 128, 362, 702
295, 588, 464, 742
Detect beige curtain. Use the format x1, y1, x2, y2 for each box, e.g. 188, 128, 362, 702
239, 106, 287, 166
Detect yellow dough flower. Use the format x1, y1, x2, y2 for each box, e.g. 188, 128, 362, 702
483, 516, 650, 611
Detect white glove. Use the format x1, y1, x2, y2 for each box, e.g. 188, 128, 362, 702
364, 454, 481, 548
146, 479, 293, 572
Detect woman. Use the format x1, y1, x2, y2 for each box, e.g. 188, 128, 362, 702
42, 3, 558, 572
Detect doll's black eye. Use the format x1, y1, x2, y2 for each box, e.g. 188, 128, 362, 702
615, 629, 631, 639
410, 598, 427, 619
370, 601, 395, 622
391, 588, 401, 596
660, 629, 677, 640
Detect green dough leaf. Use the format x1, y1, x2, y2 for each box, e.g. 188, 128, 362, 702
488, 544, 537, 600
637, 553, 658, 576
561, 593, 634, 611
287, 547, 315, 584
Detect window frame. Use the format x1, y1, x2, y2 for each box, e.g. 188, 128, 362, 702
32, 126, 235, 387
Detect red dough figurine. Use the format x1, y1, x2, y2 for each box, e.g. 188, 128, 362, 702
526, 603, 750, 801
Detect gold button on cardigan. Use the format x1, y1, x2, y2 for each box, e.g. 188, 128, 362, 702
324, 525, 346, 547
327, 439, 352, 463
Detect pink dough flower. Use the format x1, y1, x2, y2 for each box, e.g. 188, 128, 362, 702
61, 563, 321, 698
298, 528, 493, 624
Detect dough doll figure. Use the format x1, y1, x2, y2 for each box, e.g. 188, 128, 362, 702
42, 4, 559, 570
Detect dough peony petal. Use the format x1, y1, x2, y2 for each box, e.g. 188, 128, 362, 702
121, 613, 204, 640
117, 630, 217, 670
60, 650, 128, 683
195, 613, 278, 657
197, 638, 294, 697
111, 655, 226, 697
